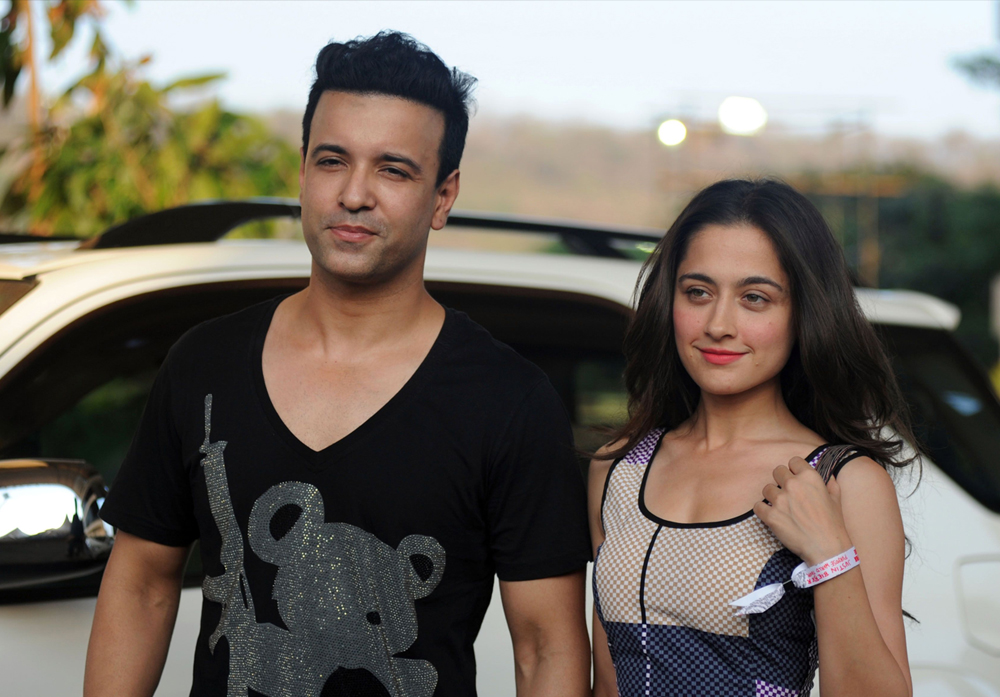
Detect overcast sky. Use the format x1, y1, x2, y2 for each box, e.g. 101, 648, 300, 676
37, 0, 1000, 140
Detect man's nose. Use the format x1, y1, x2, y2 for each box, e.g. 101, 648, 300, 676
339, 167, 376, 212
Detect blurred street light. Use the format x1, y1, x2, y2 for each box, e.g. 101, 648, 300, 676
718, 96, 768, 135
657, 119, 687, 146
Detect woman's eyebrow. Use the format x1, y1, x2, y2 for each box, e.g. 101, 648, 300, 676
678, 272, 714, 285
739, 275, 785, 292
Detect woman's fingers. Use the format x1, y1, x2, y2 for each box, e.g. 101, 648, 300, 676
772, 465, 792, 487
754, 500, 793, 544
756, 454, 857, 564
753, 500, 775, 523
778, 458, 827, 494
826, 471, 842, 505
787, 456, 810, 474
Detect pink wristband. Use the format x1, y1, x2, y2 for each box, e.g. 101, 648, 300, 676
792, 547, 860, 588
730, 547, 860, 616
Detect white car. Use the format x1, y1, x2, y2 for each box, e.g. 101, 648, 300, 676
0, 200, 998, 696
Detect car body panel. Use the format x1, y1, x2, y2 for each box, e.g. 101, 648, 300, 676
900, 463, 1000, 693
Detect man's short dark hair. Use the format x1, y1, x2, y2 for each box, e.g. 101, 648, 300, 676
302, 31, 477, 187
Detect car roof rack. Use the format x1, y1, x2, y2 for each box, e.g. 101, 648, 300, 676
87, 198, 661, 259
89, 199, 303, 250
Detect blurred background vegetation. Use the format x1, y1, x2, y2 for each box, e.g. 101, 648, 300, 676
0, 0, 998, 384
0, 0, 298, 236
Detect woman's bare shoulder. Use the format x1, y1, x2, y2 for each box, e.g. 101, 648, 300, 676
835, 455, 896, 493
591, 438, 627, 472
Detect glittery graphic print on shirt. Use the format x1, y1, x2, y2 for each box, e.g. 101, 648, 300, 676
593, 430, 843, 697
199, 394, 445, 697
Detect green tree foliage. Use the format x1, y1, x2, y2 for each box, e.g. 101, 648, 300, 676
2, 60, 299, 236
46, 0, 108, 62
0, 1, 299, 236
1, 1, 107, 108
952, 41, 1000, 382
877, 175, 1000, 367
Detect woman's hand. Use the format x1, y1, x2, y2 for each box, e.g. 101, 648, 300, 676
760, 455, 912, 697
754, 456, 854, 566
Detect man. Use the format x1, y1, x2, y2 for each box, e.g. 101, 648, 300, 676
84, 31, 592, 697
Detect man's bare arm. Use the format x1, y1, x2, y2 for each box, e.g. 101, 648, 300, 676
84, 530, 190, 697
499, 570, 590, 697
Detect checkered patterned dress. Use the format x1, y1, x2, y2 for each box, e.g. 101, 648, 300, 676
594, 430, 848, 697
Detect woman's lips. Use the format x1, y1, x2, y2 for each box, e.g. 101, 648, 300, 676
698, 348, 747, 365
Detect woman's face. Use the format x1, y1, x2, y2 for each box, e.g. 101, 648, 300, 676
673, 223, 795, 398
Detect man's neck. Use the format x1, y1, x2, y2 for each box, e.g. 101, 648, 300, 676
259, 258, 446, 452
282, 262, 444, 356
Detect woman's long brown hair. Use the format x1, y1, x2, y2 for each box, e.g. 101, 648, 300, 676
600, 179, 918, 471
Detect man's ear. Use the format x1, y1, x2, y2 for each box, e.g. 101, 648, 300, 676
431, 169, 461, 231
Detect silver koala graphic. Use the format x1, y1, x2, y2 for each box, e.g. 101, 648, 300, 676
198, 394, 446, 697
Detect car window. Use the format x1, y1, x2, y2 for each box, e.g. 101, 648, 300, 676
36, 372, 158, 479
0, 280, 309, 483
877, 324, 1000, 513
428, 282, 631, 461
575, 357, 629, 446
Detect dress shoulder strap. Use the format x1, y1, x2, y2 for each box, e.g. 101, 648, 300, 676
812, 444, 866, 483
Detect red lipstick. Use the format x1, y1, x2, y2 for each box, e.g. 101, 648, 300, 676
698, 348, 747, 365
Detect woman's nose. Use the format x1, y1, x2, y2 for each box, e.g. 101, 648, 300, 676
705, 298, 737, 339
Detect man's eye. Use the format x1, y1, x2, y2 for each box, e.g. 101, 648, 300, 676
384, 167, 409, 178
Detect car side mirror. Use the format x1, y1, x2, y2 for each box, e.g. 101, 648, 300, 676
0, 458, 114, 590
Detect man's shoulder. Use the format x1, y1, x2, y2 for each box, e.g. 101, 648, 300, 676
443, 308, 550, 392
165, 295, 278, 369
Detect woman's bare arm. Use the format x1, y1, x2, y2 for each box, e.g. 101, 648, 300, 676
755, 456, 911, 697
813, 459, 911, 696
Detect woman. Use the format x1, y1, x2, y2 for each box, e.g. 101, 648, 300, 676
590, 179, 914, 697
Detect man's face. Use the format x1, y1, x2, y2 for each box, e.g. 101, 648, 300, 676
299, 91, 458, 287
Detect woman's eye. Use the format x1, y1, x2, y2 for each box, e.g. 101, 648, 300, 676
685, 288, 707, 298
745, 293, 767, 304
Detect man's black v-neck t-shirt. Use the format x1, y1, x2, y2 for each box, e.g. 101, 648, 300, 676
101, 297, 591, 697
